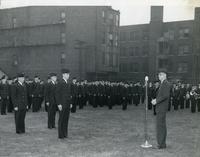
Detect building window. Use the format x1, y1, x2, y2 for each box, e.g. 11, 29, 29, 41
133, 63, 139, 72
158, 59, 169, 69
61, 33, 66, 43
178, 62, 188, 73
164, 30, 174, 40
129, 47, 134, 56
142, 61, 148, 72
128, 47, 140, 56
102, 11, 105, 18
115, 34, 118, 46
129, 63, 139, 72
109, 13, 114, 20
120, 47, 127, 57
61, 12, 66, 19
142, 46, 148, 56
129, 63, 134, 72
108, 33, 113, 46
142, 31, 149, 40
179, 28, 190, 39
102, 32, 106, 44
120, 63, 128, 72
102, 51, 105, 65
102, 11, 106, 23
120, 32, 127, 41
12, 18, 17, 28
158, 41, 169, 54
178, 45, 189, 55
60, 12, 66, 23
113, 54, 117, 67
61, 52, 66, 64
105, 53, 109, 66
115, 14, 119, 26
130, 31, 139, 41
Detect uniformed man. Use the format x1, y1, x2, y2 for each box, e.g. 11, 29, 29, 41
56, 69, 72, 139
0, 75, 10, 115
173, 85, 180, 110
121, 83, 128, 110
185, 83, 191, 108
71, 77, 78, 113
196, 84, 200, 112
12, 73, 28, 134
190, 86, 197, 113
31, 76, 42, 112
46, 73, 57, 129
44, 76, 51, 112
7, 77, 14, 113
179, 84, 186, 109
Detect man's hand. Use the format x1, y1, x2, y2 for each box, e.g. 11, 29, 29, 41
58, 104, 62, 111
151, 99, 157, 105
70, 104, 73, 109
46, 102, 49, 106
14, 107, 18, 111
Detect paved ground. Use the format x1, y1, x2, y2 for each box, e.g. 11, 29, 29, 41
0, 104, 200, 157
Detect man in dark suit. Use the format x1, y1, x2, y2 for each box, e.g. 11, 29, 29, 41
31, 76, 42, 112
0, 75, 10, 115
151, 71, 171, 149
56, 69, 72, 139
12, 73, 28, 134
46, 73, 57, 129
71, 77, 78, 113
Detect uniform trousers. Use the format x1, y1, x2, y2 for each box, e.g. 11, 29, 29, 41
58, 107, 70, 138
15, 109, 26, 133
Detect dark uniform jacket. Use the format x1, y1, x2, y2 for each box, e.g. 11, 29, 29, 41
0, 83, 10, 99
32, 82, 42, 97
56, 79, 71, 109
45, 81, 57, 105
156, 80, 171, 113
12, 82, 28, 110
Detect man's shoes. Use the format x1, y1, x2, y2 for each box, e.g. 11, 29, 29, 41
157, 145, 166, 149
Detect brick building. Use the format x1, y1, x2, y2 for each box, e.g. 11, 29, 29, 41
119, 6, 200, 83
0, 6, 120, 80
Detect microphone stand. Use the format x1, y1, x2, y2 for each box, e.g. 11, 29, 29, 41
141, 76, 152, 148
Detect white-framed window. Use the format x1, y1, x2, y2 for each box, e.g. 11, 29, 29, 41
61, 33, 66, 43
109, 13, 113, 19
60, 11, 66, 23
179, 28, 190, 39
178, 45, 189, 55
113, 54, 117, 67
12, 18, 17, 28
102, 11, 105, 18
105, 53, 109, 66
115, 14, 119, 26
130, 31, 139, 41
177, 62, 188, 73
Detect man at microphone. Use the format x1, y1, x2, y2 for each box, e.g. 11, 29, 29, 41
151, 71, 171, 149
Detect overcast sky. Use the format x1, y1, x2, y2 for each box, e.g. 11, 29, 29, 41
0, 0, 200, 25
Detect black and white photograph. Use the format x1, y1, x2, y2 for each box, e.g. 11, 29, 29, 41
0, 0, 200, 157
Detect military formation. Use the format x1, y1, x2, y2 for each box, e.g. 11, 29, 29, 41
0, 72, 200, 138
